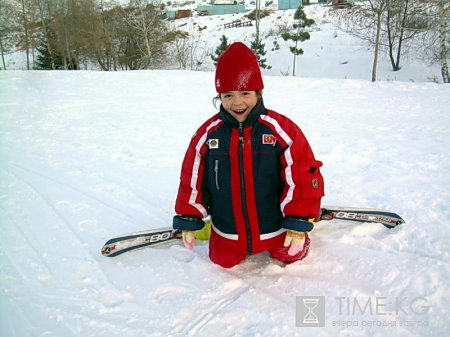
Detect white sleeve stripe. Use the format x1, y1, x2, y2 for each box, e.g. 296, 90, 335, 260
260, 114, 294, 216
189, 119, 223, 217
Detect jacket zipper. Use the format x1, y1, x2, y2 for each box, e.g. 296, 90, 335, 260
239, 123, 253, 255
214, 159, 220, 190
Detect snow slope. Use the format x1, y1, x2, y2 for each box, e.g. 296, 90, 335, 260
5, 5, 444, 83
170, 5, 443, 83
1, 69, 449, 336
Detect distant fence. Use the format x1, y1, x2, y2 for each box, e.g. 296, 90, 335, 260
224, 20, 253, 29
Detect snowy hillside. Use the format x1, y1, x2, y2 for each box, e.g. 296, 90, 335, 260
5, 5, 444, 83
169, 5, 443, 82
1, 69, 449, 336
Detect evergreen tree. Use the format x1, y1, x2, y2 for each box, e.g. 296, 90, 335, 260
34, 36, 53, 70
281, 6, 315, 76
251, 38, 272, 70
34, 31, 64, 70
211, 35, 229, 67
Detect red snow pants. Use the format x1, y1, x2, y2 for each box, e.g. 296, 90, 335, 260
209, 231, 311, 268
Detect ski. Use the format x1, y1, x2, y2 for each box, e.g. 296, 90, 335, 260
319, 205, 405, 229
101, 227, 182, 257
101, 206, 405, 257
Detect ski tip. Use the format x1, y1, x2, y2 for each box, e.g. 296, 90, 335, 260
382, 215, 406, 229
380, 212, 405, 229
101, 244, 116, 257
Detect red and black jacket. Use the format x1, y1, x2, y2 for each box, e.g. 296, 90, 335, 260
173, 101, 324, 255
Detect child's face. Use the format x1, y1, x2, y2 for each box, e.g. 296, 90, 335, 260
220, 91, 258, 123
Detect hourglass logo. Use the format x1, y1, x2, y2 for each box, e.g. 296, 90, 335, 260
296, 296, 325, 327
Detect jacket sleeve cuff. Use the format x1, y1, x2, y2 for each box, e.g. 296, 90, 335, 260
173, 215, 205, 231
282, 217, 314, 232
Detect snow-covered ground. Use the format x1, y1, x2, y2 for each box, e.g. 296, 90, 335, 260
1, 69, 449, 336
1, 4, 450, 337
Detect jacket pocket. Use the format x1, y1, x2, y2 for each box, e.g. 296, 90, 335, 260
296, 160, 324, 198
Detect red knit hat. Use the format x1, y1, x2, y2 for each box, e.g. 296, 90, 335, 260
215, 42, 264, 93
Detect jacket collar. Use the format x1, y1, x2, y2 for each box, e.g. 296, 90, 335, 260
219, 100, 266, 128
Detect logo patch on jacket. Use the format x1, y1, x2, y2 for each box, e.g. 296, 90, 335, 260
262, 134, 277, 145
207, 139, 219, 149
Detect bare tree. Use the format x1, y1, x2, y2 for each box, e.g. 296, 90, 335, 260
418, 0, 449, 83
327, 0, 388, 81
123, 0, 172, 69
255, 0, 261, 43
12, 0, 40, 69
385, 0, 424, 71
171, 23, 208, 70
20, 0, 31, 68
0, 0, 19, 69
172, 33, 188, 69
99, 4, 130, 70
96, 0, 118, 71
436, 0, 449, 82
367, 0, 388, 82
51, 0, 78, 69
80, 0, 112, 70
327, 0, 448, 82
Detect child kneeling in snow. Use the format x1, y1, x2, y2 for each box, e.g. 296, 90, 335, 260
173, 42, 324, 268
